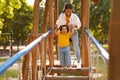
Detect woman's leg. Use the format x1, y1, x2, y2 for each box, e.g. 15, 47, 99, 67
71, 30, 81, 62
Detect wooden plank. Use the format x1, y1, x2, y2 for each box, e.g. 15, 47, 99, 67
45, 75, 89, 80
48, 67, 89, 75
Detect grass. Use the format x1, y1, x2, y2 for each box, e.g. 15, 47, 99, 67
0, 58, 22, 80
0, 70, 18, 80
0, 58, 7, 63
92, 53, 108, 80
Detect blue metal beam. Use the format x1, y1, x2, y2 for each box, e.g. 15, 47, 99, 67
0, 29, 52, 74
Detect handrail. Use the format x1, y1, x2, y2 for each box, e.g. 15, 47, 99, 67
85, 28, 109, 62
0, 29, 52, 74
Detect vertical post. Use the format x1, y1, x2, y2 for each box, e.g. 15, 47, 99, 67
10, 30, 13, 57
108, 0, 120, 80
32, 0, 41, 80
54, 0, 59, 60
32, 0, 41, 34
54, 0, 59, 21
81, 0, 90, 67
22, 35, 31, 80
42, 0, 49, 32
48, 0, 54, 67
41, 0, 49, 75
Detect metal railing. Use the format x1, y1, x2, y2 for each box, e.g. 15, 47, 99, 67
85, 28, 109, 80
0, 28, 109, 80
0, 29, 52, 79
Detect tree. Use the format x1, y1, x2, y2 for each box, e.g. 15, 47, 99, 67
0, 0, 22, 31
0, 0, 33, 51
90, 0, 110, 44
0, 0, 22, 50
10, 0, 33, 50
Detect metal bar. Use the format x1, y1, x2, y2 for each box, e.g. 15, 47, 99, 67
0, 29, 52, 74
85, 28, 109, 62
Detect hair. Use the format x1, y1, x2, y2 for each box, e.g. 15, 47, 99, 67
63, 3, 74, 13
59, 25, 69, 32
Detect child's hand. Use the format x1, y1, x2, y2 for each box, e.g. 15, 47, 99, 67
54, 28, 58, 35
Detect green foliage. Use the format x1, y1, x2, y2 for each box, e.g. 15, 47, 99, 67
0, 0, 33, 46
0, 0, 22, 22
0, 33, 10, 49
11, 0, 33, 45
90, 0, 111, 44
71, 0, 81, 17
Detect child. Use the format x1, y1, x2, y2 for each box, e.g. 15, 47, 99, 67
55, 25, 74, 68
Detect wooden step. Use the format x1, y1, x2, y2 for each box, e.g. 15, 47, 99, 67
48, 67, 89, 75
44, 75, 89, 80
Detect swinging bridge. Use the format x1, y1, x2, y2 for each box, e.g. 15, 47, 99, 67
0, 0, 120, 80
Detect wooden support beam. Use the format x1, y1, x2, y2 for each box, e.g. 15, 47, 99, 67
54, 0, 59, 21
33, 0, 42, 34
31, 0, 41, 79
48, 0, 54, 30
40, 40, 47, 74
42, 0, 49, 32
47, 0, 54, 67
22, 53, 30, 80
32, 44, 38, 80
22, 34, 32, 80
41, 0, 49, 75
29, 34, 41, 80
22, 34, 42, 80
81, 0, 90, 68
108, 0, 120, 80
54, 0, 59, 60
48, 35, 54, 67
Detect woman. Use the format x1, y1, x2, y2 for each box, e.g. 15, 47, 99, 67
55, 3, 81, 68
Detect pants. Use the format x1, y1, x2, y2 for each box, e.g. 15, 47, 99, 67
59, 46, 71, 66
71, 30, 81, 62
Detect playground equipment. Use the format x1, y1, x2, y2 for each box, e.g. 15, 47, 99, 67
0, 0, 120, 80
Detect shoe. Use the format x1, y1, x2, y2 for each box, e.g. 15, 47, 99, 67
63, 66, 67, 69
66, 66, 72, 69
77, 62, 81, 68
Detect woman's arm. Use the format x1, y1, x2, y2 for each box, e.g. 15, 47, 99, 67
70, 27, 76, 36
